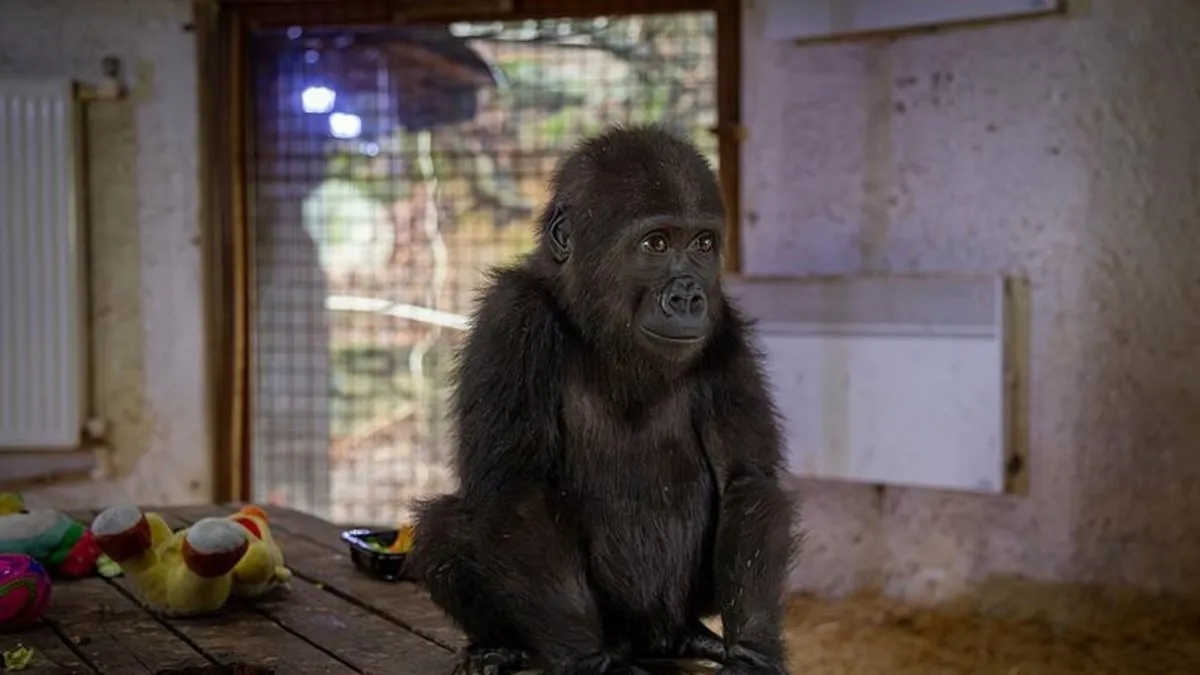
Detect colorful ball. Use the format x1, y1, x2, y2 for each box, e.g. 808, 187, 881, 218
0, 554, 52, 630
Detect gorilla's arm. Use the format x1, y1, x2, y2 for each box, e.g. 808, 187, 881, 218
702, 325, 796, 667
451, 267, 565, 499
415, 268, 613, 666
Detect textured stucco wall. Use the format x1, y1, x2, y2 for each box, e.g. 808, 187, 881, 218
0, 0, 211, 507
741, 0, 1200, 601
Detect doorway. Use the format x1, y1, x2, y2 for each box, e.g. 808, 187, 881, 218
245, 12, 722, 523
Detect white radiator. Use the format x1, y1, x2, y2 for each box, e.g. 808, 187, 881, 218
727, 275, 1019, 494
0, 77, 87, 450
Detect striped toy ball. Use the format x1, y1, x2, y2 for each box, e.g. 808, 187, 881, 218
0, 554, 52, 629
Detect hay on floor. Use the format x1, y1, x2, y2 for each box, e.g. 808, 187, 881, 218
782, 591, 1200, 675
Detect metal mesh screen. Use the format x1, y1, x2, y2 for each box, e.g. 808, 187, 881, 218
247, 12, 719, 524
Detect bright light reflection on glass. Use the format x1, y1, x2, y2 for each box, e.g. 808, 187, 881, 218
300, 86, 336, 113
329, 112, 362, 139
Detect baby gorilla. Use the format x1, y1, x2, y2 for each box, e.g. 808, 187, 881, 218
409, 124, 796, 675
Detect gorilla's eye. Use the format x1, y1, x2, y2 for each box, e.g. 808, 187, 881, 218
693, 233, 716, 253
640, 233, 670, 254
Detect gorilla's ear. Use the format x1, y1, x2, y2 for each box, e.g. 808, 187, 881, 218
547, 203, 571, 263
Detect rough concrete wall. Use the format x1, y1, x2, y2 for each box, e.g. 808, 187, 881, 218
741, 0, 1200, 601
0, 0, 211, 507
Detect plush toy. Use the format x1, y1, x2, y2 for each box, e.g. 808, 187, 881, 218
0, 553, 52, 631
222, 505, 292, 598
0, 493, 102, 578
90, 504, 292, 617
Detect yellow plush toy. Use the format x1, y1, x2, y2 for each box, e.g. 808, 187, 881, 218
90, 504, 292, 616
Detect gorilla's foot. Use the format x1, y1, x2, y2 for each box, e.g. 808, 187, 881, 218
714, 643, 789, 675
547, 652, 654, 675
671, 621, 727, 664
452, 645, 533, 675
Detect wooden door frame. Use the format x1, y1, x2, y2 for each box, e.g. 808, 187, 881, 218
197, 0, 743, 502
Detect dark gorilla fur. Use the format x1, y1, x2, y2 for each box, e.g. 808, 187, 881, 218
409, 124, 798, 675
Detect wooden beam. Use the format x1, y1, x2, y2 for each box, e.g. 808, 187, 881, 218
196, 0, 254, 502
716, 0, 743, 274
216, 0, 722, 28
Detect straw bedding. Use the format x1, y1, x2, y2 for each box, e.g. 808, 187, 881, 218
780, 587, 1200, 675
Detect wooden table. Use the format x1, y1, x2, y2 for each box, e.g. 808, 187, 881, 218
1, 504, 464, 675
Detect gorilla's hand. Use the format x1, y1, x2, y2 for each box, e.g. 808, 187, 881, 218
717, 643, 790, 675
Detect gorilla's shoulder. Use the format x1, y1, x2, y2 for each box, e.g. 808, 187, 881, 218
474, 264, 558, 319
693, 300, 764, 374
465, 263, 566, 355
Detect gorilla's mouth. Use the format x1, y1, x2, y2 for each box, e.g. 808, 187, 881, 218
640, 325, 706, 345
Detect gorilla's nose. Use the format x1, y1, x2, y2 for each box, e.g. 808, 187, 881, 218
662, 276, 707, 318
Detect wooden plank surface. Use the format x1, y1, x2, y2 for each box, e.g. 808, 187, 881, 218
2, 510, 209, 675
63, 508, 358, 674
42, 573, 210, 674
166, 505, 458, 675
104, 508, 362, 675
172, 503, 467, 651
253, 506, 465, 650
3, 505, 460, 674
0, 623, 94, 674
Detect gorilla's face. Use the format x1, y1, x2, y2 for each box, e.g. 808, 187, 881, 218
540, 126, 728, 363
623, 219, 723, 358
551, 211, 725, 363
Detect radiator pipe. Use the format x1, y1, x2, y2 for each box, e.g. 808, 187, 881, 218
76, 56, 125, 101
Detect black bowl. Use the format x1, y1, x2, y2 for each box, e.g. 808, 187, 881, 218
341, 528, 415, 582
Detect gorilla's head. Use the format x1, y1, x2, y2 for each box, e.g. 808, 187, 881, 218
537, 125, 728, 364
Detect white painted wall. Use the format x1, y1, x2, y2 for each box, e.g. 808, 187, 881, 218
0, 0, 211, 508
741, 0, 1200, 602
